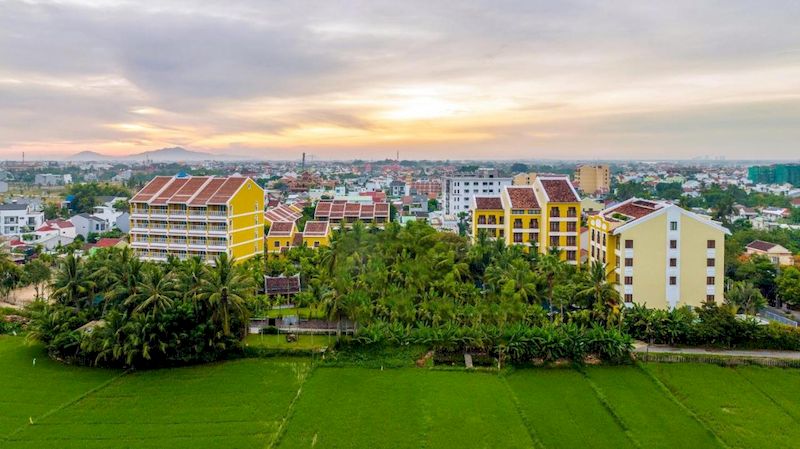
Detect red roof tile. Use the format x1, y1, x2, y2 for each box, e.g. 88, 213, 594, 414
96, 238, 123, 248
374, 203, 390, 217
303, 221, 329, 236
315, 201, 332, 218
540, 178, 579, 202
188, 178, 227, 206
150, 178, 189, 205
746, 240, 779, 252
474, 196, 503, 209
168, 176, 211, 204
268, 221, 295, 237
344, 203, 361, 217
131, 176, 172, 202
506, 187, 539, 209
208, 177, 247, 204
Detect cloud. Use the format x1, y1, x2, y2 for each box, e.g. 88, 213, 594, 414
0, 0, 799, 159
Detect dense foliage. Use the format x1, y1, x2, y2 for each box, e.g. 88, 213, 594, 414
65, 182, 131, 213
27, 248, 255, 368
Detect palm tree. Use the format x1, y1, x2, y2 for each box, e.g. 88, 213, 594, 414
177, 256, 207, 309
132, 265, 177, 317
200, 253, 254, 337
537, 253, 565, 315
578, 261, 621, 327
51, 254, 93, 309
725, 281, 766, 315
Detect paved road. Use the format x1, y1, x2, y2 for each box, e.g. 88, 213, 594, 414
634, 342, 800, 360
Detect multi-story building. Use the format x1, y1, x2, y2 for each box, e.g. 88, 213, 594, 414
0, 203, 44, 236
442, 168, 512, 215
574, 164, 610, 194
314, 200, 390, 228
512, 172, 538, 185
748, 164, 800, 186
587, 198, 730, 310
471, 176, 582, 264
409, 181, 441, 197
129, 175, 264, 263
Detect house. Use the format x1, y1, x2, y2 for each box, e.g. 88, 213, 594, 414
314, 200, 390, 228
389, 180, 407, 197
33, 173, 72, 186
129, 175, 264, 263
745, 240, 794, 266
588, 198, 730, 310
30, 219, 76, 251
266, 221, 298, 253
264, 275, 301, 296
442, 168, 513, 215
0, 203, 45, 236
69, 213, 108, 238
115, 213, 130, 233
301, 221, 332, 248
762, 207, 790, 222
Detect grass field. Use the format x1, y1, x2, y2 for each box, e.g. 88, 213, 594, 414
2, 335, 800, 448
245, 333, 336, 350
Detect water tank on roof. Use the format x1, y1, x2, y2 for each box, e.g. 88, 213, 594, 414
176, 171, 189, 178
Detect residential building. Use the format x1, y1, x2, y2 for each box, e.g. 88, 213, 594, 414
745, 240, 794, 266
31, 219, 76, 251
575, 164, 611, 194
409, 181, 441, 197
69, 213, 108, 238
129, 175, 264, 263
389, 180, 407, 197
266, 220, 332, 252
314, 200, 390, 228
34, 173, 72, 186
512, 172, 538, 185
587, 198, 730, 310
0, 203, 44, 236
748, 164, 800, 186
471, 176, 582, 264
264, 203, 303, 226
442, 168, 512, 215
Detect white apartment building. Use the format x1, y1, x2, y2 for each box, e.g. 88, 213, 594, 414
442, 168, 512, 215
0, 203, 45, 236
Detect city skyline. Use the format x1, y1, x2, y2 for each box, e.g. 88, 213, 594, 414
2, 0, 799, 160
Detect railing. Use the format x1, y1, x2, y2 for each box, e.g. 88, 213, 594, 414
760, 310, 798, 327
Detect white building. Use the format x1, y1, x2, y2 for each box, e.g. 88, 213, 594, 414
31, 219, 77, 251
0, 203, 45, 236
69, 213, 108, 239
442, 168, 512, 215
34, 173, 72, 186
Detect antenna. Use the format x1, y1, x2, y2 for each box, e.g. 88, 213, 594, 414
396, 150, 399, 162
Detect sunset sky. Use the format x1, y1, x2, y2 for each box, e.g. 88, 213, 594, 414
1, 0, 799, 160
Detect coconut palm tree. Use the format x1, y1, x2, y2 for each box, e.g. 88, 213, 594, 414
578, 261, 621, 327
200, 253, 254, 337
132, 265, 177, 317
51, 254, 93, 309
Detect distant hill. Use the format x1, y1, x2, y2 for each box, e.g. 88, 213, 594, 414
66, 147, 250, 162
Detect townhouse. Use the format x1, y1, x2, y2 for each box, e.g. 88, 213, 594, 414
471, 176, 581, 264
266, 220, 332, 253
129, 175, 264, 263
314, 200, 390, 228
587, 198, 730, 310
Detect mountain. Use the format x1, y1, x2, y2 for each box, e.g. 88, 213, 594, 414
66, 147, 250, 162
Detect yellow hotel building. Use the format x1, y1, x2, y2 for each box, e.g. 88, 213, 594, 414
130, 175, 264, 263
588, 198, 730, 309
471, 176, 582, 264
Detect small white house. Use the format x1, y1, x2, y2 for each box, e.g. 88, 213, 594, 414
0, 203, 45, 236
69, 213, 108, 239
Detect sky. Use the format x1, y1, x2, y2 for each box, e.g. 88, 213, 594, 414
1, 0, 799, 161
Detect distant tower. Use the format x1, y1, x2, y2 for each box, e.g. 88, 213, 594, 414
301, 152, 306, 172
22, 152, 24, 166
396, 150, 399, 162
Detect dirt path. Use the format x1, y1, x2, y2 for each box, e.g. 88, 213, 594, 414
634, 341, 800, 360
0, 285, 44, 309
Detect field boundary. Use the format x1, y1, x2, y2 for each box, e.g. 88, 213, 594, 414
579, 371, 643, 449
499, 375, 547, 449
265, 363, 317, 449
3, 369, 129, 442
638, 352, 800, 367
636, 364, 731, 449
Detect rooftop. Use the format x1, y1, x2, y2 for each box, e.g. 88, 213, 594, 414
131, 175, 252, 206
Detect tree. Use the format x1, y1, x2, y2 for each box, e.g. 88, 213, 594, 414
200, 253, 254, 337
50, 254, 93, 309
725, 281, 766, 315
23, 259, 51, 300
578, 262, 621, 327
776, 267, 800, 307
131, 266, 177, 317
510, 163, 528, 174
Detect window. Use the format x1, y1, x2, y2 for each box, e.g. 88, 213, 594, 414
566, 250, 576, 261
625, 276, 633, 285
566, 236, 576, 246
707, 258, 715, 267
529, 218, 538, 228
625, 239, 633, 249
706, 295, 715, 302
624, 294, 633, 302
273, 241, 279, 248
591, 229, 596, 240
513, 219, 522, 228
314, 241, 320, 248
670, 258, 677, 267
567, 222, 577, 232
550, 207, 560, 217
499, 230, 505, 238
602, 234, 606, 246
669, 276, 677, 285
625, 257, 633, 267
670, 240, 677, 249
706, 276, 715, 285
550, 236, 559, 246
707, 240, 716, 249
567, 207, 577, 217
550, 222, 559, 232
513, 233, 523, 243
670, 221, 678, 231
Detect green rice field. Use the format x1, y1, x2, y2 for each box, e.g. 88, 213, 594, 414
2, 335, 800, 448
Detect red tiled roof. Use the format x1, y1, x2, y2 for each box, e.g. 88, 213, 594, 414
150, 177, 190, 205
131, 176, 256, 207
746, 240, 779, 252
265, 204, 302, 223
474, 196, 502, 209
131, 176, 172, 202
96, 238, 123, 248
168, 176, 211, 204
506, 187, 539, 209
540, 178, 579, 202
344, 203, 361, 217
208, 177, 247, 204
604, 199, 662, 221
188, 178, 227, 205
315, 201, 332, 218
330, 203, 345, 219
374, 203, 390, 217
268, 221, 295, 237
264, 276, 300, 295
303, 221, 329, 236
360, 204, 374, 218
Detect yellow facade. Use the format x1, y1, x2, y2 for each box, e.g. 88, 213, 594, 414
575, 164, 610, 194
472, 178, 581, 264
588, 199, 729, 310
129, 176, 264, 264
302, 233, 331, 249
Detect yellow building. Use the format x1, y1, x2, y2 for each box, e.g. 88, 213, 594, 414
512, 172, 538, 185
575, 164, 610, 194
266, 220, 331, 253
472, 176, 581, 264
130, 175, 264, 263
587, 198, 730, 309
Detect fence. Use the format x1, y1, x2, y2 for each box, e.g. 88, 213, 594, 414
638, 351, 800, 368
760, 310, 798, 327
